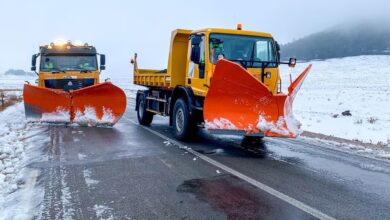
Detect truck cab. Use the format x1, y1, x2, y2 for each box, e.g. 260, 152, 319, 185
31, 41, 106, 91
186, 27, 282, 97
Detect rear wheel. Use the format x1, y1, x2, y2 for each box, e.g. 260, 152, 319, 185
241, 136, 266, 155
137, 94, 153, 126
172, 98, 198, 141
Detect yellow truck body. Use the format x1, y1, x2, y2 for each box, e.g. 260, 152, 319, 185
133, 28, 281, 96
132, 26, 311, 141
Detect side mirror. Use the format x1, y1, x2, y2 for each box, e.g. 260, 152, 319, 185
31, 54, 37, 71
190, 45, 201, 64
288, 58, 297, 68
275, 41, 281, 62
190, 35, 202, 64
275, 41, 281, 51
100, 54, 106, 70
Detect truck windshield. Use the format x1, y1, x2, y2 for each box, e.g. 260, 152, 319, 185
209, 33, 277, 68
40, 55, 98, 72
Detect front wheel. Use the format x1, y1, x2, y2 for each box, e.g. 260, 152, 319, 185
137, 94, 154, 126
172, 98, 198, 141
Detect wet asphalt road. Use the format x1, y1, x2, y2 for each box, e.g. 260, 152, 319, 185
25, 100, 390, 220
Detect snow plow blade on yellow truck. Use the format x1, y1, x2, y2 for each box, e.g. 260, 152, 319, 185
204, 59, 312, 137
132, 26, 312, 140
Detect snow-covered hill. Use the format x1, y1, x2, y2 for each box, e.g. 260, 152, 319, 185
281, 55, 390, 146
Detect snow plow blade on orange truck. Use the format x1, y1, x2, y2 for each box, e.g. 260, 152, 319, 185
132, 26, 312, 141
24, 41, 126, 126
204, 59, 312, 137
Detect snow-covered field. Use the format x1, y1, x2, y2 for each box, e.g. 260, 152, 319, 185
0, 74, 35, 90
281, 55, 390, 146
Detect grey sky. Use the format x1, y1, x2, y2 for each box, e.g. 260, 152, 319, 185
0, 0, 388, 76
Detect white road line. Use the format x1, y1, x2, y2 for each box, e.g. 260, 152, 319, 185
123, 116, 336, 220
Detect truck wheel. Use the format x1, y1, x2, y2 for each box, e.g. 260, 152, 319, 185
137, 95, 153, 126
173, 98, 198, 141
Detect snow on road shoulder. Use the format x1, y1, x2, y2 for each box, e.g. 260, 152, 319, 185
280, 55, 390, 146
94, 204, 114, 220
0, 103, 45, 219
0, 103, 28, 195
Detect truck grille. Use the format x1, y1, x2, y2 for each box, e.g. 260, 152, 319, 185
45, 78, 95, 90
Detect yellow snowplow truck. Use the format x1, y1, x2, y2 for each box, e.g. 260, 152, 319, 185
24, 41, 126, 125
132, 25, 312, 141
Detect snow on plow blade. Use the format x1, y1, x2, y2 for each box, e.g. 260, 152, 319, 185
23, 82, 127, 126
204, 59, 312, 138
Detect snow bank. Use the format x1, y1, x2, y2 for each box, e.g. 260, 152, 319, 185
280, 55, 390, 146
205, 118, 238, 130
40, 107, 71, 122
93, 204, 114, 220
0, 103, 28, 195
256, 115, 303, 137
33, 106, 117, 126
73, 106, 115, 125
0, 103, 45, 219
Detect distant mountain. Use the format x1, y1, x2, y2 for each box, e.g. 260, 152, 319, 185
4, 69, 35, 76
281, 22, 390, 61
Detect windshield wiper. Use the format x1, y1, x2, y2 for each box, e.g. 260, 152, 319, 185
80, 70, 92, 73
50, 68, 66, 73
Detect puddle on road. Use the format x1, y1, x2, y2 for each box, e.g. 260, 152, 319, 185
177, 174, 265, 219
177, 174, 312, 220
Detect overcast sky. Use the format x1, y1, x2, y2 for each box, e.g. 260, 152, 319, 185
0, 0, 388, 76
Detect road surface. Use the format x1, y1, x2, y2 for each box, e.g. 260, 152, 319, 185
20, 100, 390, 220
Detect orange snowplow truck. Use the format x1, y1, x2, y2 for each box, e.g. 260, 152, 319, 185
24, 41, 126, 126
132, 26, 312, 140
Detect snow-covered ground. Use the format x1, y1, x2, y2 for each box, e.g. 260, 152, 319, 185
280, 55, 390, 146
0, 103, 44, 219
0, 74, 35, 90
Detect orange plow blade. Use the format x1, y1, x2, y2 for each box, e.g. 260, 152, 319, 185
204, 59, 312, 138
72, 82, 127, 126
23, 82, 127, 126
23, 84, 72, 122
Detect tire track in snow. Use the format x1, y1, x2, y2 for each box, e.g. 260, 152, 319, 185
41, 128, 64, 220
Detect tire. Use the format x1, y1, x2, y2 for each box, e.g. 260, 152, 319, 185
241, 136, 266, 155
172, 98, 198, 141
241, 136, 263, 146
137, 94, 153, 126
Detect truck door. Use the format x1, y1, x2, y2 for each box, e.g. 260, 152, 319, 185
186, 34, 207, 97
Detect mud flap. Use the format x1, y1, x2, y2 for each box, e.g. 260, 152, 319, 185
203, 59, 312, 138
23, 82, 127, 126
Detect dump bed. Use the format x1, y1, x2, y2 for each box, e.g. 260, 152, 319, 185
133, 68, 171, 87
133, 29, 192, 89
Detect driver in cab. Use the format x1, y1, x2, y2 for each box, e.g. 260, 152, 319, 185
44, 58, 55, 70
78, 58, 90, 70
